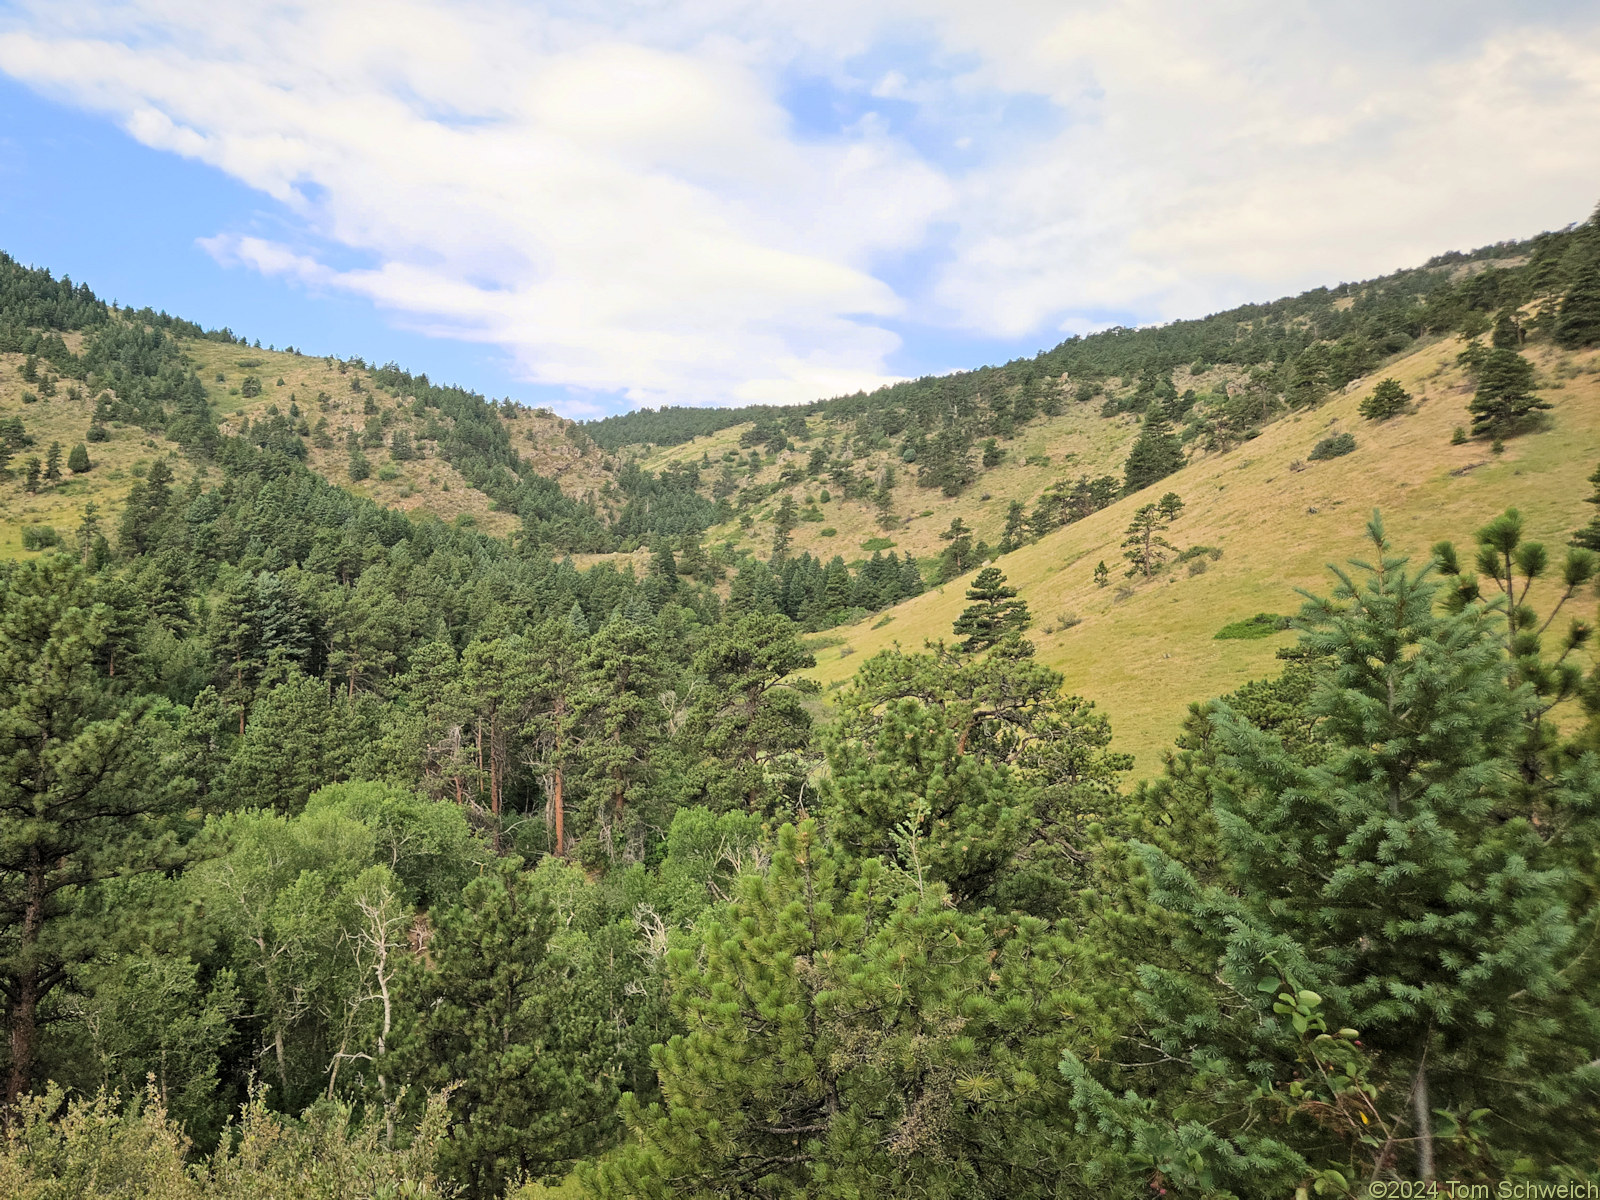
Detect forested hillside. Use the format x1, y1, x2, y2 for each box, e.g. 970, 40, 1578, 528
2, 203, 1600, 1197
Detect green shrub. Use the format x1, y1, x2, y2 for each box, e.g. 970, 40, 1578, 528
1308, 432, 1356, 460
860, 537, 896, 551
1214, 613, 1290, 640
820, 527, 837, 537
20, 525, 60, 550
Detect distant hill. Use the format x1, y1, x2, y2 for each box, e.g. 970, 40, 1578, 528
2, 203, 1597, 773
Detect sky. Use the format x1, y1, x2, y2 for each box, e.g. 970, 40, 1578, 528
1, 2, 1597, 418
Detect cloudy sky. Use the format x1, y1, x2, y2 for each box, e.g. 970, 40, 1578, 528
1, 1, 1597, 417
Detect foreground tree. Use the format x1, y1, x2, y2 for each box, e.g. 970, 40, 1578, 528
1065, 516, 1600, 1188
583, 822, 1100, 1200
0, 556, 187, 1110
1359, 377, 1411, 421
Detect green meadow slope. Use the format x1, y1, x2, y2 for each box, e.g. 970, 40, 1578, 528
798, 333, 1600, 770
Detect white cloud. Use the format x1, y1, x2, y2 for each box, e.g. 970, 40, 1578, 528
2, 0, 1599, 412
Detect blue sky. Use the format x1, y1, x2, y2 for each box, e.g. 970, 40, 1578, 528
1, 2, 1597, 417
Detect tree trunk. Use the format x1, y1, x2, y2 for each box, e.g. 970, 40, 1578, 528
4, 854, 47, 1112
552, 768, 565, 857
1412, 1057, 1434, 1180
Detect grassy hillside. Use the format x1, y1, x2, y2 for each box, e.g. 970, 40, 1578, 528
795, 333, 1600, 771
0, 336, 619, 557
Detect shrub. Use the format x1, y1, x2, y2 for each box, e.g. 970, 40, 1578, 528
820, 527, 837, 537
1214, 613, 1290, 640
1308, 432, 1357, 460
377, 464, 400, 481
67, 443, 90, 473
20, 525, 60, 550
1451, 426, 1468, 445
240, 376, 262, 398
871, 614, 894, 630
860, 537, 896, 551
87, 423, 109, 443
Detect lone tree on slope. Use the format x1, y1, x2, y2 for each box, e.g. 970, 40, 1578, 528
952, 567, 1031, 653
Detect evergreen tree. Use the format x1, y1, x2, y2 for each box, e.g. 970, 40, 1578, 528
1121, 502, 1180, 578
1572, 462, 1600, 552
1065, 516, 1600, 1185
0, 557, 187, 1107
1467, 347, 1549, 438
23, 456, 40, 493
951, 567, 1030, 652
586, 823, 1095, 1200
998, 499, 1026, 552
1490, 309, 1522, 348
65, 442, 89, 473
43, 442, 61, 484
936, 517, 976, 582
1093, 560, 1109, 588
1359, 377, 1411, 421
398, 858, 619, 1197
771, 494, 798, 559
1553, 254, 1600, 348
1122, 403, 1184, 494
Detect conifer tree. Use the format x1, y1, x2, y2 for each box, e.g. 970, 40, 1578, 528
0, 557, 186, 1107
1065, 515, 1600, 1186
1359, 377, 1411, 421
65, 443, 89, 473
951, 566, 1031, 652
398, 857, 619, 1197
1467, 347, 1549, 438
1122, 402, 1184, 494
1121, 502, 1180, 578
23, 456, 40, 493
1093, 560, 1109, 588
585, 822, 1096, 1200
1553, 253, 1600, 348
999, 499, 1026, 552
1572, 462, 1600, 552
43, 442, 61, 484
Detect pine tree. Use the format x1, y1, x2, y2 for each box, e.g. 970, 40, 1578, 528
0, 557, 187, 1107
1065, 515, 1600, 1185
998, 499, 1026, 552
23, 456, 40, 493
397, 857, 619, 1198
43, 442, 61, 484
66, 442, 89, 473
1359, 377, 1411, 421
1121, 402, 1184, 494
771, 494, 798, 559
951, 567, 1030, 652
1093, 560, 1109, 588
584, 822, 1095, 1200
1121, 503, 1180, 578
1467, 347, 1549, 438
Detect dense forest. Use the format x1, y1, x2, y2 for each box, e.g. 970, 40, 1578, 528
1, 204, 1600, 1198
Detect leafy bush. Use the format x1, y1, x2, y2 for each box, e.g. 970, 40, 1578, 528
820, 527, 837, 537
860, 537, 896, 551
1308, 432, 1357, 460
20, 525, 60, 550
1214, 612, 1290, 640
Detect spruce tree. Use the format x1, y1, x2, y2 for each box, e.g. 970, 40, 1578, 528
1122, 402, 1184, 494
951, 566, 1030, 652
23, 456, 40, 493
66, 442, 89, 473
43, 442, 61, 484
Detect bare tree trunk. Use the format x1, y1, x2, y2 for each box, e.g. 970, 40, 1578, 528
1412, 1057, 1434, 1180
552, 768, 565, 857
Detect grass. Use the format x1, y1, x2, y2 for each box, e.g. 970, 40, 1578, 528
795, 336, 1600, 776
